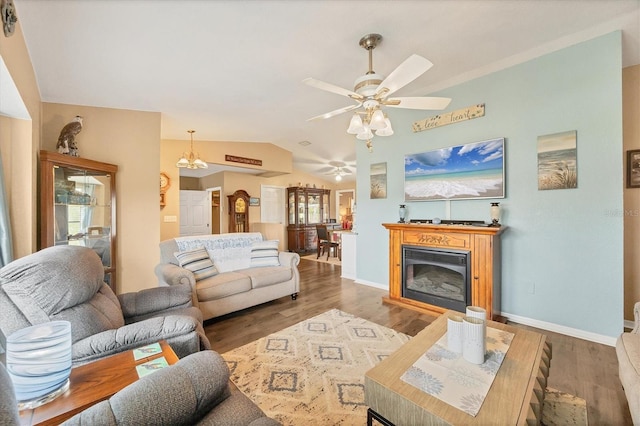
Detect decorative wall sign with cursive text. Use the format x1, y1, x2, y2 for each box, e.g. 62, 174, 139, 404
412, 104, 485, 133
225, 155, 262, 166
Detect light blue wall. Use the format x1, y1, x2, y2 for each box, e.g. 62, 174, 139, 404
355, 32, 623, 338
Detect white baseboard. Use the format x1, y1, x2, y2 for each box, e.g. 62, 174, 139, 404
501, 311, 617, 347
348, 280, 619, 346
625, 319, 635, 330
354, 279, 386, 291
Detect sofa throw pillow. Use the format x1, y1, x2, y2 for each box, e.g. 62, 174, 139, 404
250, 240, 280, 268
174, 247, 218, 281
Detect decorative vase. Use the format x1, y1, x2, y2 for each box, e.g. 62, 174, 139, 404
398, 204, 407, 223
490, 202, 501, 227
6, 321, 72, 409
447, 315, 464, 353
462, 316, 486, 364
466, 306, 487, 321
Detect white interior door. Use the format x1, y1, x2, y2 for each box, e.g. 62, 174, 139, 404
180, 190, 211, 236
261, 185, 285, 224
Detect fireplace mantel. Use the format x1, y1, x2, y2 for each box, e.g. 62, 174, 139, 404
382, 223, 506, 320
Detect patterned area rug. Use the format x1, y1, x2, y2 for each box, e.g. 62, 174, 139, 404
543, 388, 588, 425
222, 309, 408, 425
222, 309, 588, 425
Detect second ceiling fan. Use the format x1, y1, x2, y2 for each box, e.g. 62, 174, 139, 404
304, 34, 451, 147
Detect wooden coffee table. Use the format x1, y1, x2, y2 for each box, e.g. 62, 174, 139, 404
18, 340, 178, 426
365, 311, 552, 425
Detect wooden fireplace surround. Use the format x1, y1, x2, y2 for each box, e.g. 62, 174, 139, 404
382, 223, 505, 320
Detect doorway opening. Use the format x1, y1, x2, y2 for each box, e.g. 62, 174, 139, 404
336, 189, 355, 230
209, 187, 221, 234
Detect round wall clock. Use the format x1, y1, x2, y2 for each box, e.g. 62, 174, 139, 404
160, 172, 171, 192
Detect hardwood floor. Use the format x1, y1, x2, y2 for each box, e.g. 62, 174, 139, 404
204, 258, 632, 425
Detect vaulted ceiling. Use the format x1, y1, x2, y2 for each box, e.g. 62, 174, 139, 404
15, 1, 640, 182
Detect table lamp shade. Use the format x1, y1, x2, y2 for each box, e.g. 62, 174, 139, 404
6, 321, 72, 408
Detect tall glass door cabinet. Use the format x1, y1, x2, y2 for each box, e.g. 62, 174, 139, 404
39, 151, 118, 291
286, 186, 330, 253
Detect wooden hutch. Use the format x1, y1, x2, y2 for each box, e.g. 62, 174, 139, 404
286, 186, 331, 253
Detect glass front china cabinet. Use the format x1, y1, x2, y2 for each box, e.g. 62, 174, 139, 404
287, 186, 331, 253
40, 151, 118, 290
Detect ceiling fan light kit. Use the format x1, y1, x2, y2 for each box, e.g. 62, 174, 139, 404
304, 33, 451, 152
323, 161, 353, 181
176, 130, 208, 169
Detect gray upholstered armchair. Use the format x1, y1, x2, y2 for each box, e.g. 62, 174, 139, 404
0, 350, 280, 425
0, 245, 210, 365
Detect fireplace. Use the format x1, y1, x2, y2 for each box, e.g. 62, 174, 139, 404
402, 245, 470, 313
383, 223, 503, 319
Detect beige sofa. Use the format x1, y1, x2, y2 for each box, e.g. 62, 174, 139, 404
155, 233, 300, 321
616, 301, 640, 424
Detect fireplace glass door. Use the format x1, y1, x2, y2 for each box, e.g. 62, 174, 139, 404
402, 246, 470, 312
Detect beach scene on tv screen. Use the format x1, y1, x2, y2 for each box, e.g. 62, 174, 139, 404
405, 138, 504, 201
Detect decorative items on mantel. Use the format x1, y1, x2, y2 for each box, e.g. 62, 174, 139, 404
398, 204, 407, 223
489, 202, 501, 227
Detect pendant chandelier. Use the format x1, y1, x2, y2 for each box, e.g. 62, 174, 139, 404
176, 130, 208, 169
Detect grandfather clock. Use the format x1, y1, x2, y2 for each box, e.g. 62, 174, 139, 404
228, 190, 250, 233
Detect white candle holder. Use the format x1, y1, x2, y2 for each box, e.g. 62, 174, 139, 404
466, 306, 487, 321
447, 315, 464, 353
462, 316, 486, 364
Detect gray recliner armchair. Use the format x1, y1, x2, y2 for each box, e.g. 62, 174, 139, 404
0, 245, 210, 365
0, 350, 281, 425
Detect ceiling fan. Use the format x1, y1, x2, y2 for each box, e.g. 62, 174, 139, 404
304, 33, 451, 150
322, 161, 353, 181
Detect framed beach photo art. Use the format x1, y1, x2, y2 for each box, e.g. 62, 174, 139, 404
370, 162, 387, 199
537, 130, 577, 190
404, 138, 505, 201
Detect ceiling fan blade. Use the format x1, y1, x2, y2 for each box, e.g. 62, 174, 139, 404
375, 54, 433, 98
307, 103, 362, 121
303, 78, 363, 101
384, 96, 451, 110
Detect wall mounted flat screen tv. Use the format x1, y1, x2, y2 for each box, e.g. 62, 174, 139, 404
404, 138, 505, 201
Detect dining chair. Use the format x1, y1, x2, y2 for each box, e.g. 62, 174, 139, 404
315, 224, 339, 260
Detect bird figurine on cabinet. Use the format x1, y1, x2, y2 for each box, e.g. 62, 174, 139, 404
56, 116, 83, 157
